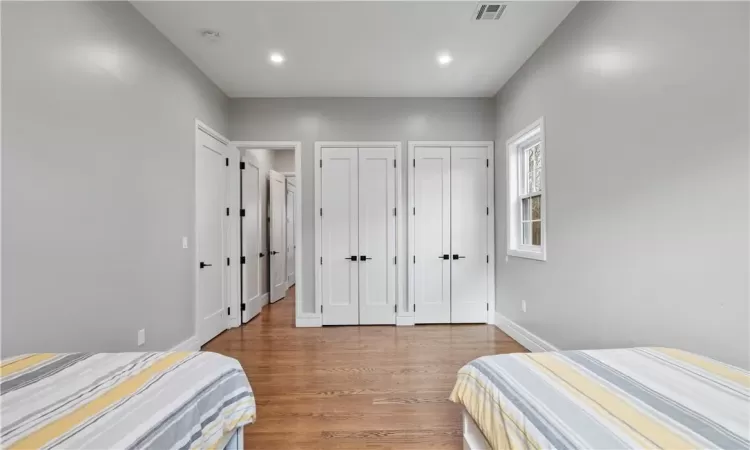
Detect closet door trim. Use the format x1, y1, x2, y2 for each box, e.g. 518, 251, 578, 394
314, 142, 404, 326
406, 141, 495, 326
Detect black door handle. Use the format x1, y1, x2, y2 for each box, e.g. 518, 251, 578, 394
259, 252, 265, 258
360, 255, 372, 261
199, 262, 212, 269
439, 254, 449, 260
270, 251, 279, 255
345, 256, 357, 261
453, 254, 466, 260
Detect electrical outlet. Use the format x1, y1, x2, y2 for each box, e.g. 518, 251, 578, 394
521, 300, 527, 313
182, 237, 189, 249
137, 329, 146, 346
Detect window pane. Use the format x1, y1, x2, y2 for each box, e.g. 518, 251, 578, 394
532, 144, 542, 192
532, 220, 542, 246
531, 195, 541, 220
522, 198, 530, 220
522, 221, 532, 245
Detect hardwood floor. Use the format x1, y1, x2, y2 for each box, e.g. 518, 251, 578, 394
203, 286, 527, 449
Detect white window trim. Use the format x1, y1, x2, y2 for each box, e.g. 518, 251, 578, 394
506, 117, 547, 261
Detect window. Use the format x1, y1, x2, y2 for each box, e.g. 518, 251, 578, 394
506, 117, 546, 260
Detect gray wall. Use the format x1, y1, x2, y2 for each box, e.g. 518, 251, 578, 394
2, 1, 229, 355
494, 1, 749, 367
272, 150, 296, 173
229, 98, 495, 314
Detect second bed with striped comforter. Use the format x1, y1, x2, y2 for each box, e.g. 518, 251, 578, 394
450, 347, 749, 450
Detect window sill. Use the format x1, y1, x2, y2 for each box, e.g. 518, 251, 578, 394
507, 249, 546, 261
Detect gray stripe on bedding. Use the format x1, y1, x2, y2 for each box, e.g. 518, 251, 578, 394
471, 358, 575, 450
2, 353, 159, 439
126, 368, 246, 450
175, 392, 253, 450
567, 352, 749, 450
0, 353, 91, 394
494, 356, 632, 449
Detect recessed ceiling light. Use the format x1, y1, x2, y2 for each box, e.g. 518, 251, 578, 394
437, 52, 453, 66
269, 52, 285, 65
200, 30, 221, 41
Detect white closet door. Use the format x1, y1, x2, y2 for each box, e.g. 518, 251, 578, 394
321, 147, 359, 325
450, 147, 489, 323
358, 147, 396, 325
413, 147, 451, 324
242, 155, 262, 323
269, 170, 287, 303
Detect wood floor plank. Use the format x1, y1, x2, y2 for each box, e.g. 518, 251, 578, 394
202, 286, 527, 449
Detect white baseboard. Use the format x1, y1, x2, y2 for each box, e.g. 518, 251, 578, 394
494, 312, 558, 352
170, 335, 200, 352
396, 316, 415, 326
296, 315, 322, 327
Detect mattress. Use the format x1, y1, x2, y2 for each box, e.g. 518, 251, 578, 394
1, 352, 256, 449
450, 347, 749, 450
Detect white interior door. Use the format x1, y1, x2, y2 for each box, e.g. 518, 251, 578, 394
196, 131, 227, 345
321, 147, 359, 325
450, 147, 489, 323
286, 181, 296, 286
358, 147, 396, 325
413, 147, 451, 324
269, 170, 287, 303
242, 153, 262, 323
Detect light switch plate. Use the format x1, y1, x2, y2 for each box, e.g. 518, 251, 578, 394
521, 300, 527, 313
182, 237, 188, 249
137, 329, 146, 346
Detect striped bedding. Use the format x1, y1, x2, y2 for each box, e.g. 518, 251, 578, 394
450, 347, 749, 450
0, 352, 256, 449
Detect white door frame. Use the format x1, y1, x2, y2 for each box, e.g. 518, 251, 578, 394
230, 141, 309, 326
286, 179, 296, 286
407, 141, 495, 326
194, 119, 241, 346
314, 141, 404, 326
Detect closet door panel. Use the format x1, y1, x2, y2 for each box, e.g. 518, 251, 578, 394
321, 147, 359, 325
450, 147, 489, 323
358, 148, 396, 325
413, 147, 451, 324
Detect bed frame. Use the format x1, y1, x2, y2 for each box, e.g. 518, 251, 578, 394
221, 427, 245, 450
462, 409, 491, 450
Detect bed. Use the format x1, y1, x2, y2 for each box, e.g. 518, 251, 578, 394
0, 352, 256, 449
450, 347, 749, 450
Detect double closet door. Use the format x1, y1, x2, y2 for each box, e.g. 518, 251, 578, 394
410, 144, 492, 324
319, 145, 398, 326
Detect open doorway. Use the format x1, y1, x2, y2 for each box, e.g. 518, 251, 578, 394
232, 142, 301, 324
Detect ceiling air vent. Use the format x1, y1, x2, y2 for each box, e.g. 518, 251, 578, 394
473, 3, 507, 21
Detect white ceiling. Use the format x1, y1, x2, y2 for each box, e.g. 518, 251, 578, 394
133, 1, 577, 98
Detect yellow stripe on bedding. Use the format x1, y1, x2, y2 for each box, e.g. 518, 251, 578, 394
0, 353, 56, 376
654, 348, 750, 388
10, 352, 191, 450
527, 353, 700, 450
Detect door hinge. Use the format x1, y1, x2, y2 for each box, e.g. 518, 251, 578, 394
241, 303, 246, 311
321, 305, 323, 313
227, 306, 231, 315
394, 256, 397, 264
393, 208, 396, 216
487, 206, 489, 215
487, 255, 489, 263
320, 208, 323, 217
395, 305, 397, 313
486, 159, 489, 167
240, 209, 246, 217
413, 207, 415, 215
240, 161, 246, 170
393, 160, 396, 168
241, 256, 246, 264
320, 256, 323, 265
413, 304, 416, 312
486, 303, 489, 311
225, 158, 229, 167
227, 257, 230, 266
412, 159, 415, 168
319, 160, 322, 168
413, 255, 416, 263
226, 207, 230, 216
